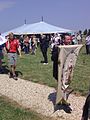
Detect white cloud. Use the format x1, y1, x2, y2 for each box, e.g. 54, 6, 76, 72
0, 1, 15, 11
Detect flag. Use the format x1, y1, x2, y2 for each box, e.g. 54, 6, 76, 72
56, 45, 83, 104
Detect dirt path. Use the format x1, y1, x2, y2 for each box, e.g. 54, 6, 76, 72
0, 74, 85, 120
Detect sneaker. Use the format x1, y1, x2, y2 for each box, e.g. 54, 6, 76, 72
9, 72, 13, 78
43, 63, 48, 65
13, 75, 18, 80
0, 68, 4, 74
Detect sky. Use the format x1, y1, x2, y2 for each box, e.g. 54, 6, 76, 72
0, 0, 90, 33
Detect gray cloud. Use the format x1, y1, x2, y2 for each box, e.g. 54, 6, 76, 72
0, 1, 15, 11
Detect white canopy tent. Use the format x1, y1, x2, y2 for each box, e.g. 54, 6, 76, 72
2, 21, 72, 37
2, 24, 28, 37
21, 21, 72, 34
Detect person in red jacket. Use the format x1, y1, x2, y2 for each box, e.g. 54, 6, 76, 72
6, 32, 21, 80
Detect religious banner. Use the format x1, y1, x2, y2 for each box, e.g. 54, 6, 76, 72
0, 36, 7, 45
56, 45, 83, 105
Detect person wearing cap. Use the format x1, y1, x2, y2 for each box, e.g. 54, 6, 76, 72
6, 32, 21, 80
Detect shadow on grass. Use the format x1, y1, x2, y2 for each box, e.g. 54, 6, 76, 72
0, 65, 9, 74
0, 64, 23, 78
48, 92, 72, 114
16, 71, 23, 77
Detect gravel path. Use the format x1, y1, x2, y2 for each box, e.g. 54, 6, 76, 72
0, 74, 86, 120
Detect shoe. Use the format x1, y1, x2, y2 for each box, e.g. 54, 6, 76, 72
40, 61, 45, 63
13, 75, 18, 80
0, 70, 4, 74
9, 72, 13, 78
31, 53, 35, 55
0, 68, 4, 74
43, 63, 48, 65
61, 99, 70, 106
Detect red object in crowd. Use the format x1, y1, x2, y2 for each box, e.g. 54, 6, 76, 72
24, 37, 29, 43
6, 39, 19, 53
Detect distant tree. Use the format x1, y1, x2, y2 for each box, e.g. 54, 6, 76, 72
83, 29, 88, 35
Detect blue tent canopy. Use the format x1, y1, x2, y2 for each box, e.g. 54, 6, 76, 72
2, 21, 72, 36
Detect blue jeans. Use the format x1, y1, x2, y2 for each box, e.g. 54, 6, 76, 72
24, 45, 29, 54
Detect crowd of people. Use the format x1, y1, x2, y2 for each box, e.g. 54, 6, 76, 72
0, 30, 89, 79
50, 31, 82, 50
19, 34, 38, 55
0, 30, 90, 119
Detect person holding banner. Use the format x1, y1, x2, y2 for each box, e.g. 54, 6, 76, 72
52, 44, 83, 106
81, 93, 90, 120
6, 32, 21, 80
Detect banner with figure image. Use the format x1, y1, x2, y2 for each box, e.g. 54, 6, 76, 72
56, 45, 83, 105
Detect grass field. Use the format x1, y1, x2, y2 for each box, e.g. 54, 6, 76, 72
1, 43, 90, 119
3, 45, 90, 95
4, 47, 57, 88
71, 45, 90, 95
0, 96, 50, 120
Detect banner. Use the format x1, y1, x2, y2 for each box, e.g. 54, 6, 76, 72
0, 36, 7, 45
56, 45, 83, 105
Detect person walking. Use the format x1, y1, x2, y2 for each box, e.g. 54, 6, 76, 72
31, 35, 37, 55
23, 35, 29, 54
40, 34, 49, 64
6, 32, 21, 80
